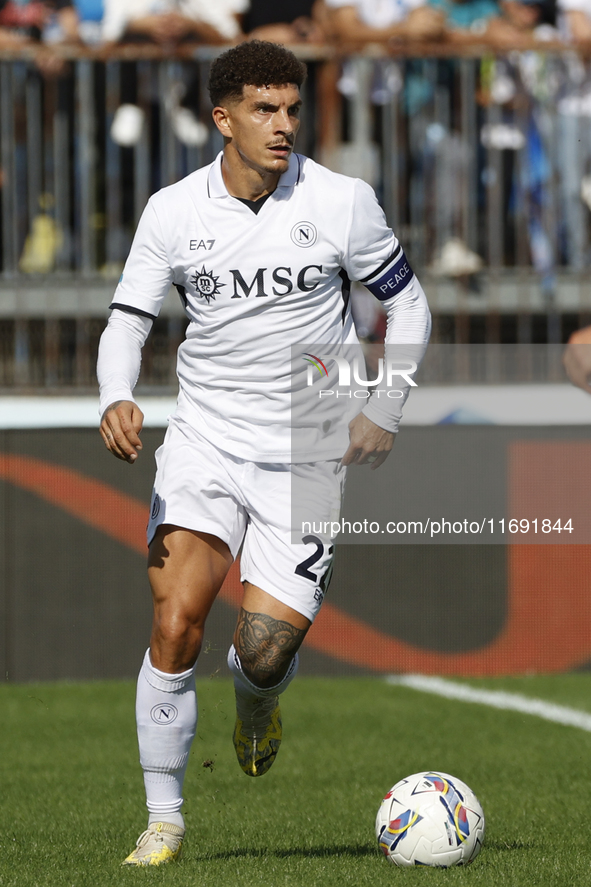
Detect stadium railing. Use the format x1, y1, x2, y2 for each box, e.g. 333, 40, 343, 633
0, 44, 590, 389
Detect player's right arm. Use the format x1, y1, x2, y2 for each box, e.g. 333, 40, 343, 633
97, 195, 173, 462
97, 309, 153, 462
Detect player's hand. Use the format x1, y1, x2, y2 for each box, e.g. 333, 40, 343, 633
341, 413, 395, 470
563, 325, 591, 395
401, 7, 445, 41
147, 13, 190, 43
34, 47, 69, 78
100, 400, 144, 464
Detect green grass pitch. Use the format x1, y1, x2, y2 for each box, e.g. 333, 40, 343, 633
3, 674, 591, 886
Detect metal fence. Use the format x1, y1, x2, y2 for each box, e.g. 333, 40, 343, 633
1, 46, 591, 389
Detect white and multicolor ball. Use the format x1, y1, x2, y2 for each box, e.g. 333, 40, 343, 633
375, 771, 485, 868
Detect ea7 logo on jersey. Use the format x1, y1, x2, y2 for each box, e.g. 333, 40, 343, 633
191, 266, 225, 303
189, 238, 215, 251
291, 221, 317, 248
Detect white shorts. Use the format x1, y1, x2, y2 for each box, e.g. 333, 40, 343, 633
147, 416, 345, 622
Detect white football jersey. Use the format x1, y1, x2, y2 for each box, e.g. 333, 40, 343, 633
107, 152, 429, 462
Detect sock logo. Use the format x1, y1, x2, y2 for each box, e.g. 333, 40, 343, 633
150, 703, 179, 724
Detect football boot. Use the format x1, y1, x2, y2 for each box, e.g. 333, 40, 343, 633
122, 821, 184, 866
233, 693, 282, 777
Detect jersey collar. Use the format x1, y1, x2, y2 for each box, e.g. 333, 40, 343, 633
207, 151, 301, 199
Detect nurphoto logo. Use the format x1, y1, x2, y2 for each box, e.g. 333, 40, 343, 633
303, 353, 418, 388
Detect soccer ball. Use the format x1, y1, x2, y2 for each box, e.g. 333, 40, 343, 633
375, 771, 485, 868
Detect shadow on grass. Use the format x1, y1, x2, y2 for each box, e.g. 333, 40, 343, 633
201, 844, 376, 861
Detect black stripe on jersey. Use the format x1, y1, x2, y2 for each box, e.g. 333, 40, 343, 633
110, 302, 157, 320
296, 154, 302, 185
339, 268, 351, 324
359, 245, 403, 285
174, 284, 188, 308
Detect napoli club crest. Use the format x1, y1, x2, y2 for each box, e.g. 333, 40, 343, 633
290, 221, 317, 248
191, 266, 225, 303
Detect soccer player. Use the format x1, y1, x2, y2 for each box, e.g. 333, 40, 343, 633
97, 40, 431, 866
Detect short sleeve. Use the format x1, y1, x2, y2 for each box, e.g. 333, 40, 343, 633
343, 179, 397, 281
343, 178, 417, 303
109, 197, 173, 319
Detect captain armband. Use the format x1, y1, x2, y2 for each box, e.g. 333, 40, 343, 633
361, 247, 415, 302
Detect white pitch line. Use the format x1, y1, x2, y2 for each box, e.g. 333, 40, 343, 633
386, 674, 591, 733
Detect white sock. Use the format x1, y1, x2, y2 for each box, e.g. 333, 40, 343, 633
136, 649, 197, 829
227, 643, 299, 701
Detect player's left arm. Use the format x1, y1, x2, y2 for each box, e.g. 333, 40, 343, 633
341, 179, 431, 468
97, 195, 173, 463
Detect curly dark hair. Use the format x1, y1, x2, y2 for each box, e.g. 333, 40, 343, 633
208, 41, 307, 107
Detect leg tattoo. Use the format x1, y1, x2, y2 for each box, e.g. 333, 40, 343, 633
234, 609, 306, 688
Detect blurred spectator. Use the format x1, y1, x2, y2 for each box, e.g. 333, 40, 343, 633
433, 0, 559, 46
326, 0, 446, 45
428, 0, 500, 39
0, 19, 28, 47
101, 0, 245, 45
498, 0, 557, 34
486, 0, 558, 46
107, 0, 245, 147
104, 0, 245, 149
0, 0, 78, 43
44, 0, 78, 41
244, 0, 328, 44
0, 0, 39, 46
0, 0, 79, 74
75, 0, 103, 44
19, 193, 63, 274
557, 0, 591, 41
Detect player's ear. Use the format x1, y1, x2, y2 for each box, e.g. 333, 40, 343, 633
212, 105, 233, 138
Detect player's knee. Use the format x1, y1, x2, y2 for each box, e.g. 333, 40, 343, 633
240, 658, 284, 689
234, 608, 307, 689
235, 644, 292, 689
154, 609, 205, 658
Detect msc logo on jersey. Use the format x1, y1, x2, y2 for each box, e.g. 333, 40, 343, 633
150, 704, 178, 724
188, 264, 324, 302
229, 265, 323, 297
291, 221, 317, 248
191, 266, 225, 303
